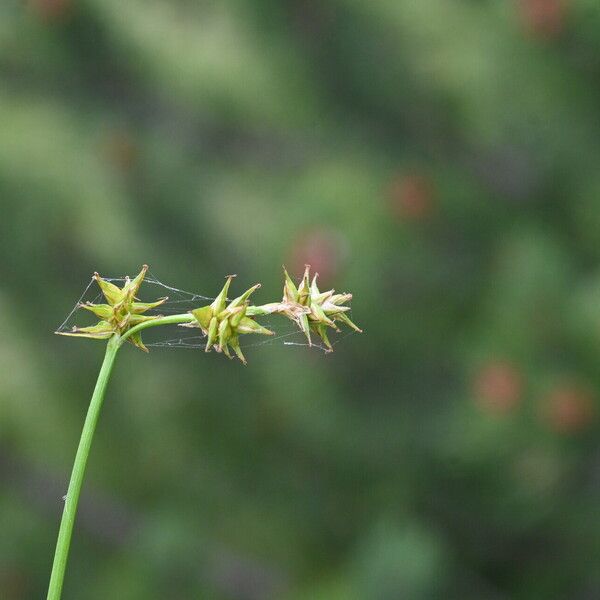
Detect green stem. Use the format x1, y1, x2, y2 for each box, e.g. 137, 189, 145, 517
119, 313, 194, 346
47, 334, 121, 600
46, 313, 194, 599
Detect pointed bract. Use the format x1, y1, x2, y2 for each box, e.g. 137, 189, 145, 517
229, 335, 247, 365
237, 317, 273, 336
283, 268, 299, 303
125, 265, 148, 301
210, 276, 234, 314
80, 303, 113, 319
205, 317, 219, 352
191, 305, 213, 331
313, 323, 333, 352
57, 321, 114, 340
94, 274, 123, 305
335, 312, 363, 333
131, 298, 167, 314
128, 331, 149, 353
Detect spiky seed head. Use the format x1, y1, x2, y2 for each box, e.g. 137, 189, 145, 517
190, 279, 273, 363
57, 265, 167, 351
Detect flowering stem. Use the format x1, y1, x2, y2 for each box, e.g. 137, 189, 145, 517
47, 313, 193, 599
47, 334, 120, 600
49, 264, 361, 596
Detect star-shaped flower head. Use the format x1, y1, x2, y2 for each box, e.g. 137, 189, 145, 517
189, 276, 273, 364
56, 265, 167, 352
261, 265, 362, 351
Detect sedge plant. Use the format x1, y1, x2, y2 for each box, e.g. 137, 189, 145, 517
47, 264, 361, 599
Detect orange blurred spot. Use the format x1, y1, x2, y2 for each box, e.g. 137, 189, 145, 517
0, 568, 28, 599
473, 361, 523, 415
289, 228, 347, 283
387, 173, 435, 222
539, 385, 595, 434
517, 0, 568, 39
104, 130, 138, 171
27, 0, 72, 22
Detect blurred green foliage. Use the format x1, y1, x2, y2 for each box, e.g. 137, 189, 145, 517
1, 0, 600, 598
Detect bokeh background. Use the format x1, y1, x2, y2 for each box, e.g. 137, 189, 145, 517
1, 1, 600, 598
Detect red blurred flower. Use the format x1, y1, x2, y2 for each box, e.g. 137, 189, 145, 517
27, 0, 73, 22
0, 568, 28, 599
288, 227, 348, 283
539, 384, 595, 434
104, 130, 138, 171
517, 0, 568, 39
472, 361, 523, 415
387, 173, 435, 222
